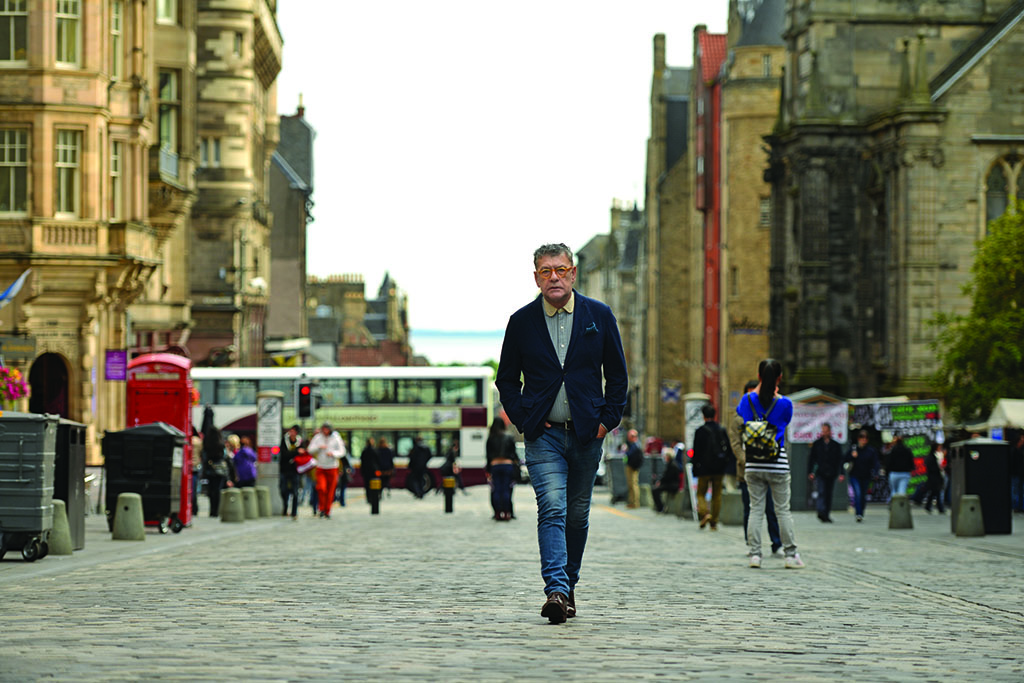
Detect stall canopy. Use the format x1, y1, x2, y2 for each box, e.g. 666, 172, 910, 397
983, 399, 1024, 430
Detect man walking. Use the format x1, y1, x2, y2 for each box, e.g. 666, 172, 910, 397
496, 243, 628, 624
624, 429, 644, 509
692, 404, 729, 530
808, 423, 844, 523
279, 424, 305, 519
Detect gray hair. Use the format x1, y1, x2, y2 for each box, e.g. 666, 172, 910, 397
533, 243, 574, 268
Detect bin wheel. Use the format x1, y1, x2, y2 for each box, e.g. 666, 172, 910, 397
38, 541, 49, 560
158, 519, 170, 534
170, 516, 184, 534
21, 539, 41, 562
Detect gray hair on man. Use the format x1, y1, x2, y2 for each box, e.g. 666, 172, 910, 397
533, 243, 574, 267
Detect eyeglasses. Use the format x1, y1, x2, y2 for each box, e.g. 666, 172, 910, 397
536, 266, 574, 280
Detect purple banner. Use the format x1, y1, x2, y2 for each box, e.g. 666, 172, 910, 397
105, 349, 128, 381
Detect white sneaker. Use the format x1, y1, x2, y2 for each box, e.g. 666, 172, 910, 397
785, 554, 806, 569
749, 555, 762, 568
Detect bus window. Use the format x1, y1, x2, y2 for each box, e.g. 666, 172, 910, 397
258, 379, 294, 404
397, 379, 437, 404
216, 379, 257, 405
440, 378, 480, 405
318, 378, 350, 407
195, 379, 214, 405
352, 379, 394, 404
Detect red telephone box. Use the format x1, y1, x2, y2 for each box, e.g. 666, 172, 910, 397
126, 353, 194, 526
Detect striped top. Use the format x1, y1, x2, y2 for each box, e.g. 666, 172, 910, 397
736, 392, 794, 473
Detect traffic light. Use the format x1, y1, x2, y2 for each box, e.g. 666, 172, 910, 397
296, 380, 315, 420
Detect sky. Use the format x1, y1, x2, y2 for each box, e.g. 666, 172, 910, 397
274, 1, 726, 334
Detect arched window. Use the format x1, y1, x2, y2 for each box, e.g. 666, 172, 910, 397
986, 154, 1023, 225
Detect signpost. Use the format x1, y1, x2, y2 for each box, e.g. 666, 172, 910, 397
256, 391, 284, 515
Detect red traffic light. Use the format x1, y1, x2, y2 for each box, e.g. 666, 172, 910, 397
300, 385, 311, 395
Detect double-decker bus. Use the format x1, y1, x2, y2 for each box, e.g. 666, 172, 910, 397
191, 366, 494, 483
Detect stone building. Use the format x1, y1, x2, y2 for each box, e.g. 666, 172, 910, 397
765, 0, 1024, 397
266, 98, 314, 365
641, 35, 695, 442
188, 0, 281, 367
576, 201, 643, 426
306, 274, 412, 367
719, 0, 785, 410
0, 0, 199, 462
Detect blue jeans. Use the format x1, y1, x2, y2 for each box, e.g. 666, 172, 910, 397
889, 472, 911, 497
851, 477, 869, 517
525, 427, 604, 598
489, 463, 516, 517
1010, 475, 1023, 513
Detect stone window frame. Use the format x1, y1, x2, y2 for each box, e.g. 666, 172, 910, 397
0, 0, 27, 64
0, 127, 28, 215
55, 0, 81, 68
158, 69, 180, 154
156, 0, 177, 26
984, 154, 1023, 227
199, 137, 221, 168
110, 0, 123, 79
54, 128, 82, 218
110, 139, 124, 220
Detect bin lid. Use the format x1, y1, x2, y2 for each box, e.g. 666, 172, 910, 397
107, 421, 185, 438
58, 417, 87, 428
0, 411, 60, 423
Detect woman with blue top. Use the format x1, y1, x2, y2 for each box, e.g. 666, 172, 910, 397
736, 358, 804, 569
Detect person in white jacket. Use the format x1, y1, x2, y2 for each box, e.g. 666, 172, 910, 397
307, 423, 346, 518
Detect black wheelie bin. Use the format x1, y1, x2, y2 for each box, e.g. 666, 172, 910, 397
103, 422, 185, 534
0, 411, 59, 561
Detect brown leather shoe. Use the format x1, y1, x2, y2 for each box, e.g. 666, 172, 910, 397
566, 590, 576, 618
541, 592, 568, 624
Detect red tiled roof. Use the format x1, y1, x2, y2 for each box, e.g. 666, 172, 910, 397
697, 31, 728, 83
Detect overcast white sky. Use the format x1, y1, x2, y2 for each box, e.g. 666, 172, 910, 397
274, 1, 726, 334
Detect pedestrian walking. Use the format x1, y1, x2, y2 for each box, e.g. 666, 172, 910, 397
359, 436, 379, 502
807, 423, 844, 523
233, 435, 258, 489
844, 431, 881, 522
496, 242, 628, 624
922, 441, 946, 514
736, 358, 803, 569
624, 429, 644, 509
279, 424, 305, 519
406, 437, 432, 498
308, 423, 345, 519
486, 418, 518, 520
377, 437, 395, 497
883, 432, 915, 496
200, 408, 233, 517
692, 404, 730, 530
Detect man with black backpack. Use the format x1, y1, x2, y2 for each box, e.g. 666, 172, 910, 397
692, 404, 730, 530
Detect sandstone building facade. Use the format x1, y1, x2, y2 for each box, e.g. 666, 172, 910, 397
0, 0, 199, 462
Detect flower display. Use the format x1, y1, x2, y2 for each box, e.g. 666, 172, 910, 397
0, 365, 30, 402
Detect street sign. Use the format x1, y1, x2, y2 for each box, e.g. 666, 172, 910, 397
256, 392, 283, 463
0, 335, 36, 362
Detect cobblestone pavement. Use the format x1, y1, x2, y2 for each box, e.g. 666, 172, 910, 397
1, 484, 1022, 682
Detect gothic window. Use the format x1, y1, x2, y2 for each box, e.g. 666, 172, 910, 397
985, 155, 1022, 225
0, 0, 27, 63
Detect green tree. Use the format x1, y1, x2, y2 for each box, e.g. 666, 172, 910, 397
931, 206, 1024, 422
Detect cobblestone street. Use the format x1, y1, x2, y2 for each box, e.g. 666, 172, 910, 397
1, 485, 1022, 681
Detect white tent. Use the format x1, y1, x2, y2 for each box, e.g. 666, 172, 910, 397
984, 398, 1024, 430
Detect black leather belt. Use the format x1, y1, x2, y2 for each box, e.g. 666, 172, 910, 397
548, 421, 572, 429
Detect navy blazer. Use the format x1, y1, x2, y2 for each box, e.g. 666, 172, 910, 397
495, 290, 628, 445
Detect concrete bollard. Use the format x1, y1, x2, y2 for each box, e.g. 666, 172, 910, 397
255, 486, 272, 518
888, 494, 914, 529
112, 492, 146, 541
639, 484, 654, 509
241, 487, 259, 520
48, 499, 74, 555
719, 491, 744, 526
665, 491, 685, 516
220, 488, 245, 523
955, 494, 985, 537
